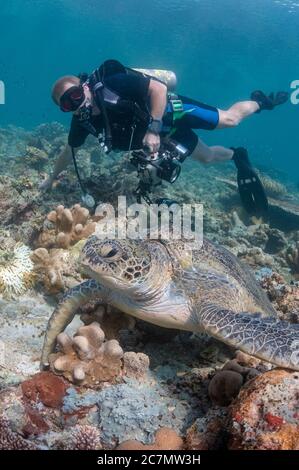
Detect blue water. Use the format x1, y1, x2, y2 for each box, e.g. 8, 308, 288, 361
0, 0, 298, 180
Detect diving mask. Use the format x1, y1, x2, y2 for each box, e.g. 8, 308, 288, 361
59, 85, 85, 112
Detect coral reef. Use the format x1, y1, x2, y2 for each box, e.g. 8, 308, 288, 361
117, 427, 184, 450
286, 242, 299, 277
208, 370, 243, 407
31, 246, 81, 294
0, 177, 35, 226
228, 369, 299, 450
0, 363, 201, 449
79, 302, 136, 340
49, 322, 150, 387
64, 425, 102, 450
96, 379, 194, 446
34, 122, 66, 141
259, 270, 299, 322
0, 243, 35, 298
238, 246, 275, 269
23, 146, 48, 170
21, 372, 68, 408
208, 359, 260, 406
1, 122, 299, 450
50, 322, 149, 388
0, 374, 101, 450
259, 174, 288, 198
185, 408, 227, 450
123, 351, 150, 379
49, 323, 124, 386
0, 293, 54, 384
265, 228, 288, 254
37, 204, 96, 249
0, 417, 38, 450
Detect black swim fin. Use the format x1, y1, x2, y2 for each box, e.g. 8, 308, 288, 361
231, 147, 268, 215
251, 90, 289, 112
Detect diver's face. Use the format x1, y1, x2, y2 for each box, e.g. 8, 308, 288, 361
58, 83, 86, 113
73, 85, 91, 115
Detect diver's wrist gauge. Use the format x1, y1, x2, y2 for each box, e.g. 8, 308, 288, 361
147, 118, 163, 135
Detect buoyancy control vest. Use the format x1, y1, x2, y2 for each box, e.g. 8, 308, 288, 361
78, 60, 177, 153
72, 60, 178, 207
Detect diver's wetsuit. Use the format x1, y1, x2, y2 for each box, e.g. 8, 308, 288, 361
162, 95, 219, 152
68, 72, 219, 153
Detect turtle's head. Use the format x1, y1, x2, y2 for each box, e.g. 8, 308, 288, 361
80, 235, 172, 297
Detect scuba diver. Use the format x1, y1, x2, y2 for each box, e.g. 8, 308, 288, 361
40, 59, 289, 213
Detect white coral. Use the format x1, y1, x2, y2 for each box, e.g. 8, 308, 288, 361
0, 243, 34, 297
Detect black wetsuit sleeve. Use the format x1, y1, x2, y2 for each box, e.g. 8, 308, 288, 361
68, 116, 89, 148
104, 73, 150, 102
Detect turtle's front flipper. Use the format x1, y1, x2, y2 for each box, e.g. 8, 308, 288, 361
199, 304, 299, 370
41, 279, 109, 370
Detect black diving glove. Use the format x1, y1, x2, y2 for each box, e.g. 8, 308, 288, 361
251, 90, 289, 112
231, 147, 268, 215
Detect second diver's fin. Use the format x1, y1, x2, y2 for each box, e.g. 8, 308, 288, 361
231, 147, 268, 215
237, 167, 269, 215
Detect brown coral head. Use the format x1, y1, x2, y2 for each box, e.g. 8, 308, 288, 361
208, 370, 244, 406
117, 427, 184, 450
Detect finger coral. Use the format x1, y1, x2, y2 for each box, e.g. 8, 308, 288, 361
49, 322, 124, 387
0, 243, 35, 298
31, 247, 81, 294
49, 322, 150, 387
37, 204, 96, 249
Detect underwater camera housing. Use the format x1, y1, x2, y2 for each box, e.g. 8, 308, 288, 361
130, 138, 189, 202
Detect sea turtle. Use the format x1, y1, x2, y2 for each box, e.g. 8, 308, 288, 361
41, 235, 299, 370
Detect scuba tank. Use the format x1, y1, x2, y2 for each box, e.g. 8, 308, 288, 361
94, 60, 177, 91
132, 68, 177, 91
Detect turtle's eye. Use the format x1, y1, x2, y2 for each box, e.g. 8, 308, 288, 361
98, 243, 121, 260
